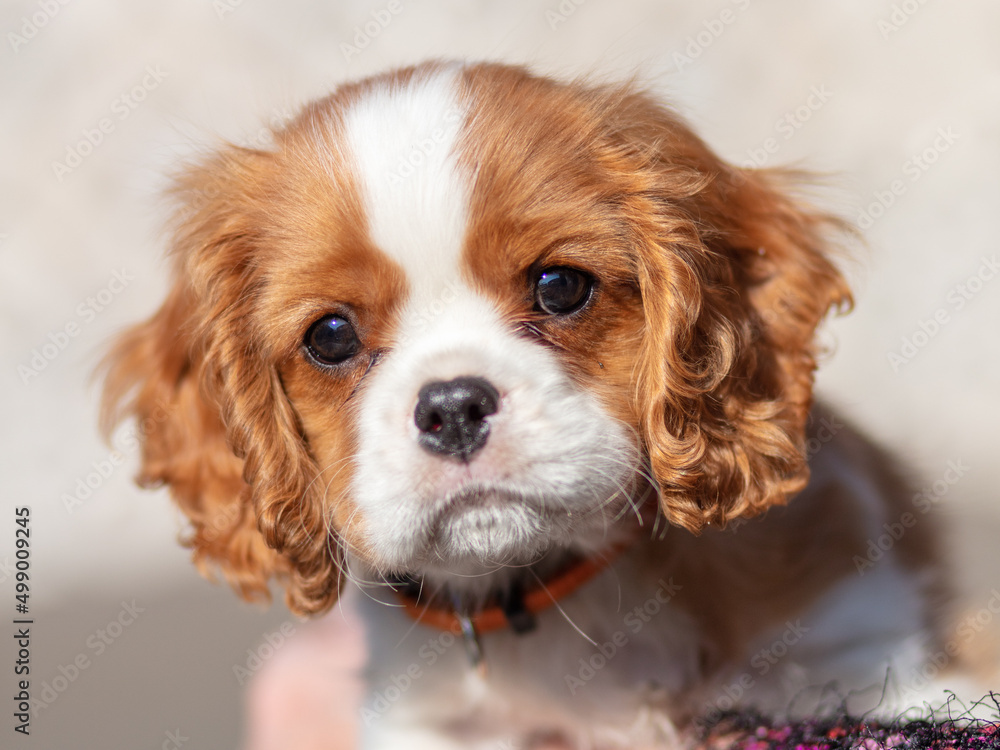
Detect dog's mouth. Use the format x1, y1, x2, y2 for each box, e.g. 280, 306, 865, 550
439, 483, 512, 510
351, 463, 652, 589
422, 486, 552, 566
405, 479, 645, 576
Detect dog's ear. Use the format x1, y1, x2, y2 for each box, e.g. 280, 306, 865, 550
621, 99, 851, 531
100, 147, 341, 614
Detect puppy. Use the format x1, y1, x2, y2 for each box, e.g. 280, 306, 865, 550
102, 60, 951, 748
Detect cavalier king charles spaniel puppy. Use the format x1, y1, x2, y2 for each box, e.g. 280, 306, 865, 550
102, 60, 954, 749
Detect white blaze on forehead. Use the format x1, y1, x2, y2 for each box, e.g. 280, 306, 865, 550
342, 65, 470, 300
340, 69, 644, 576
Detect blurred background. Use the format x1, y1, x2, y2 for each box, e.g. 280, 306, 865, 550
2, 0, 998, 747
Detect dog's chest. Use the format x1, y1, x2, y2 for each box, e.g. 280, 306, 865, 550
358, 564, 704, 744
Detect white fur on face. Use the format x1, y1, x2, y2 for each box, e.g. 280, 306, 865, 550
341, 67, 641, 583
351, 289, 640, 580
342, 63, 469, 300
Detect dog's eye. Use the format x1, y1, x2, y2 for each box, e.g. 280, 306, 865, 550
534, 267, 593, 315
304, 315, 362, 365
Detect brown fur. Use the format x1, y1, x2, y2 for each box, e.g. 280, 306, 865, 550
459, 63, 852, 531
101, 61, 853, 616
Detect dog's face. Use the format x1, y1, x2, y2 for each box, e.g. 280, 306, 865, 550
102, 61, 850, 614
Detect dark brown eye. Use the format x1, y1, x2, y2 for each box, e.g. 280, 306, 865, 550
534, 267, 593, 315
304, 315, 361, 365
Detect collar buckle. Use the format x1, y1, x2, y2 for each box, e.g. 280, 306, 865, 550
501, 579, 537, 634
451, 598, 487, 676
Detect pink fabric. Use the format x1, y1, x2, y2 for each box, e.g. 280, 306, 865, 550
243, 604, 365, 750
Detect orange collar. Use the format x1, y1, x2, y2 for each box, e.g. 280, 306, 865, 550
393, 544, 626, 637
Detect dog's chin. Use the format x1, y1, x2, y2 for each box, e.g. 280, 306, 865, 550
425, 492, 552, 571
384, 484, 626, 583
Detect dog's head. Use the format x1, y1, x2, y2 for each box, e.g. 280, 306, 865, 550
102, 61, 850, 614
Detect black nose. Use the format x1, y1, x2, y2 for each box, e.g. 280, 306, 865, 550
413, 376, 500, 460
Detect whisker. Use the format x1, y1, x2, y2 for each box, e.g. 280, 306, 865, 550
392, 578, 449, 650
528, 567, 598, 647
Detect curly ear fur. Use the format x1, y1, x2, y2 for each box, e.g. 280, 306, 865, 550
610, 92, 853, 532
100, 147, 341, 614
102, 72, 849, 603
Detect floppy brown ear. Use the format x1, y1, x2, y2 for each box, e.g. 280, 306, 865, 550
100, 147, 341, 614
631, 149, 852, 532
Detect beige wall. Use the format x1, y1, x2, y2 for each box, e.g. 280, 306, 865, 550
2, 0, 998, 747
